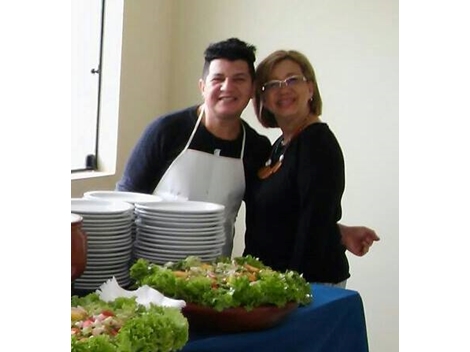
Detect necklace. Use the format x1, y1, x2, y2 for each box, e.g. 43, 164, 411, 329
257, 117, 311, 180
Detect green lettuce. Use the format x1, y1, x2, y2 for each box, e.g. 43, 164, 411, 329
130, 256, 312, 311
71, 334, 116, 352
116, 306, 188, 352
71, 295, 188, 352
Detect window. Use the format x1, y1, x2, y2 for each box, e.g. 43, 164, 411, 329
71, 0, 103, 171
71, 0, 124, 175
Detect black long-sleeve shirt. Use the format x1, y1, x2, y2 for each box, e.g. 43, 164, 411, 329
116, 105, 271, 198
243, 122, 349, 284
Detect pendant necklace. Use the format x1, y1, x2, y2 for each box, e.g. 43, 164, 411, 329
257, 118, 310, 180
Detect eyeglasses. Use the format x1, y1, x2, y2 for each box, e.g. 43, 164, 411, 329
261, 75, 307, 92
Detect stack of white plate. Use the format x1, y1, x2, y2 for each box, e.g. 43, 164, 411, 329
71, 198, 134, 290
83, 191, 163, 243
83, 190, 163, 204
133, 201, 226, 264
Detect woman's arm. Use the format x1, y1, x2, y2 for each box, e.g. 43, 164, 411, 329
289, 127, 346, 274
338, 224, 380, 256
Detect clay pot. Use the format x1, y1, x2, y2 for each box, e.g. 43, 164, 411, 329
182, 302, 299, 332
71, 213, 87, 282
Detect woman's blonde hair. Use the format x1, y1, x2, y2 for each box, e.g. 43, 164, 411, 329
254, 50, 322, 128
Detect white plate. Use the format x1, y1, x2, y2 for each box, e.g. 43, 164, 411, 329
76, 280, 131, 288
79, 269, 131, 277
75, 276, 131, 286
87, 245, 132, 254
135, 238, 224, 250
82, 217, 134, 226
77, 212, 134, 221
136, 227, 224, 236
134, 251, 220, 264
136, 232, 224, 243
136, 207, 225, 217
71, 213, 83, 223
136, 211, 225, 223
83, 223, 133, 231
85, 261, 130, 269
86, 251, 132, 259
135, 201, 225, 214
87, 243, 133, 252
87, 238, 133, 248
84, 229, 133, 237
138, 218, 223, 229
75, 279, 132, 290
136, 221, 224, 235
86, 234, 132, 242
84, 191, 163, 204
134, 244, 221, 255
80, 268, 130, 278
86, 256, 132, 265
72, 198, 134, 215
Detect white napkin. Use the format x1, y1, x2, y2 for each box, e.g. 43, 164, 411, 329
96, 277, 186, 309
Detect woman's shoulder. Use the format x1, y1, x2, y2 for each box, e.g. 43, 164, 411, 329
303, 122, 340, 143
298, 123, 343, 159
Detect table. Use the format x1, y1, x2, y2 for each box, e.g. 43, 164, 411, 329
181, 284, 369, 352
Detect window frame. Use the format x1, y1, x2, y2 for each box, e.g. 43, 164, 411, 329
71, 0, 124, 179
71, 0, 104, 173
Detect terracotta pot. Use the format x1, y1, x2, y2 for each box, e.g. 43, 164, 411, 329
71, 213, 87, 282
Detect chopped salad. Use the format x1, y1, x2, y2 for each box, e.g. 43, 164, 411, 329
71, 306, 122, 341
130, 255, 312, 311
71, 294, 188, 352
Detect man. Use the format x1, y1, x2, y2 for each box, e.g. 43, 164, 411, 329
117, 38, 379, 258
117, 38, 271, 256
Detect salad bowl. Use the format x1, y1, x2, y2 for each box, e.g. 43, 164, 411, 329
130, 256, 312, 333
182, 301, 298, 332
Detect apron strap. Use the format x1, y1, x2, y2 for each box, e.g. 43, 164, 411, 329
187, 104, 246, 159
182, 105, 205, 151
240, 123, 246, 159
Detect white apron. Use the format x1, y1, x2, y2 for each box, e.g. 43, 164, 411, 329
153, 107, 246, 257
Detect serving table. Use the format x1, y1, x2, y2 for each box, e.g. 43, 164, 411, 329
181, 284, 369, 352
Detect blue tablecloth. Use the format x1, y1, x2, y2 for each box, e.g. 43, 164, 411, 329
181, 284, 369, 352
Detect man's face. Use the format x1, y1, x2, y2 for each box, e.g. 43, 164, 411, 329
199, 59, 254, 120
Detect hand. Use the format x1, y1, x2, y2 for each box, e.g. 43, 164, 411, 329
339, 224, 380, 257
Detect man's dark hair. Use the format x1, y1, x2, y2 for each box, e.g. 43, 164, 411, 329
202, 38, 257, 80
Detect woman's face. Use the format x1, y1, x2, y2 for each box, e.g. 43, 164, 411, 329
262, 59, 313, 122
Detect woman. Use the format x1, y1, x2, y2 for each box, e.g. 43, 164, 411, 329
244, 50, 351, 286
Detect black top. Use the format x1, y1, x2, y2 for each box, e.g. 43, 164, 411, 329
116, 105, 272, 200
243, 123, 349, 284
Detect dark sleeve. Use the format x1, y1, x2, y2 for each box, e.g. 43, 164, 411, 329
116, 114, 192, 194
288, 127, 345, 273
241, 122, 272, 202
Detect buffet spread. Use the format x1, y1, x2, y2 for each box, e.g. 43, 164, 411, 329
71, 192, 314, 352
71, 256, 312, 352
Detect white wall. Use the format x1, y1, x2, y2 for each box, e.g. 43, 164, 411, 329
169, 2, 398, 349
72, 0, 398, 350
